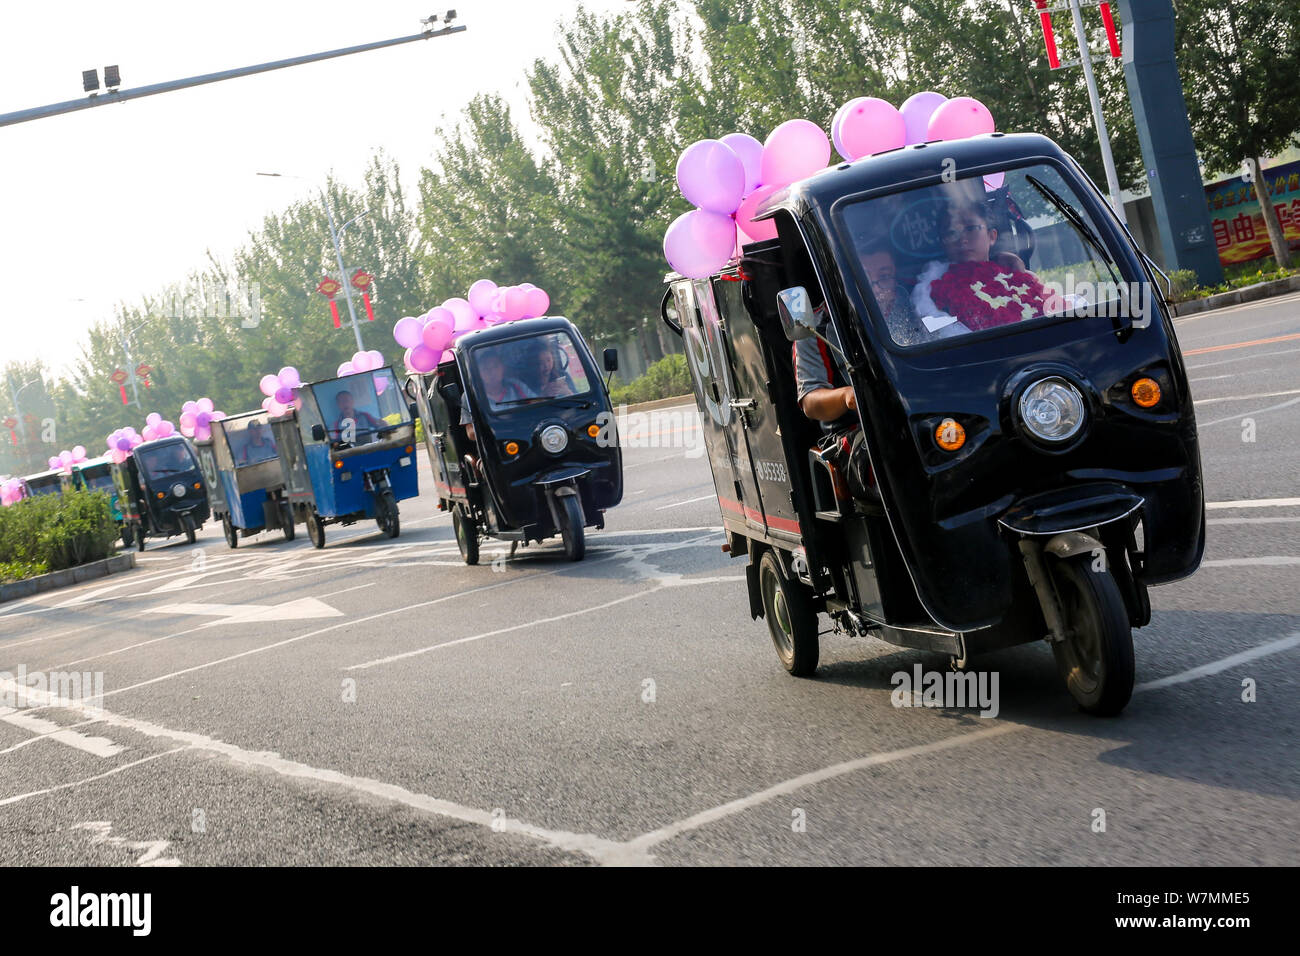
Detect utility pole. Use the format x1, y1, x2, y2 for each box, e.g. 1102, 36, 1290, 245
1067, 0, 1127, 223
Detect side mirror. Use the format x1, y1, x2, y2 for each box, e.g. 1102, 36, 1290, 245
310, 424, 326, 443
603, 348, 619, 373
776, 287, 817, 342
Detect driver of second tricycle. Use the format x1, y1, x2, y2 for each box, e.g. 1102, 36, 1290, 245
331, 390, 384, 444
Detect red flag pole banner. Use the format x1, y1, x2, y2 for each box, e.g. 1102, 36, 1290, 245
1034, 0, 1061, 70
362, 292, 375, 322
317, 276, 344, 329
1099, 1, 1121, 58
120, 386, 129, 405
330, 299, 342, 329
351, 270, 376, 321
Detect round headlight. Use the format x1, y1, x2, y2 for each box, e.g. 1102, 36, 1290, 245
539, 425, 569, 455
171, 482, 188, 498
1018, 377, 1085, 443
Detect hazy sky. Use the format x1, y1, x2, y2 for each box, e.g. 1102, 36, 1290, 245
0, 0, 632, 377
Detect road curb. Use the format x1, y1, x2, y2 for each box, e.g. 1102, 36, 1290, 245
1171, 275, 1300, 318
0, 552, 137, 604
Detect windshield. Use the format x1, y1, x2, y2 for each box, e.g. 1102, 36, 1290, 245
467, 331, 594, 411
137, 441, 198, 479
223, 412, 279, 466
309, 367, 410, 444
81, 466, 115, 493
27, 474, 62, 495
838, 163, 1126, 347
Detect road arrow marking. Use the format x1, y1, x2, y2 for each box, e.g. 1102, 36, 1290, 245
146, 597, 343, 627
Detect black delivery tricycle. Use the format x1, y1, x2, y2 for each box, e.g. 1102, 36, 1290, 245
409, 316, 623, 563
662, 132, 1204, 716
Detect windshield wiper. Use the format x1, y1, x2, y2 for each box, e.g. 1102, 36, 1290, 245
1025, 174, 1116, 269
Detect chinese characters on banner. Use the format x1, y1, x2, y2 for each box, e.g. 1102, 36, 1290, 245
1204, 159, 1300, 265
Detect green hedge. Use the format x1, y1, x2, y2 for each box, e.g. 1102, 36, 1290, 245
0, 490, 119, 582
608, 353, 693, 406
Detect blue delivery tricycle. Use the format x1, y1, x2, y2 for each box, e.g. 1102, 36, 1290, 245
195, 410, 298, 548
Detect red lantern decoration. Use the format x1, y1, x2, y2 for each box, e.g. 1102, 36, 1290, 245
110, 368, 129, 405
1033, 0, 1060, 70
3, 416, 16, 446
135, 363, 153, 390
1099, 2, 1121, 58
352, 270, 376, 322
317, 276, 343, 329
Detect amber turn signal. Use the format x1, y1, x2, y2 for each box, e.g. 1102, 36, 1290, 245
505, 441, 520, 456
587, 424, 601, 438
156, 491, 165, 499
1131, 377, 1161, 408
193, 482, 201, 489
935, 418, 966, 452
334, 460, 343, 469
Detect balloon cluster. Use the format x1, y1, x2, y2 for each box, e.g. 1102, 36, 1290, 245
105, 426, 145, 464
0, 477, 24, 507
393, 279, 551, 375
141, 412, 178, 443
179, 398, 226, 442
258, 367, 304, 418
48, 446, 89, 474
664, 92, 997, 279
334, 351, 390, 394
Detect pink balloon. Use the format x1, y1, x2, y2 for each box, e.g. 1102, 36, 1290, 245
677, 139, 746, 215
719, 133, 764, 196
157, 422, 174, 437
760, 120, 831, 188
402, 347, 416, 372
212, 411, 226, 421
196, 398, 214, 414
830, 101, 854, 160
350, 350, 372, 372
664, 208, 737, 280
146, 412, 162, 426
439, 349, 456, 365
182, 401, 198, 415
408, 344, 439, 374
900, 91, 948, 145
278, 366, 301, 388
927, 96, 995, 142
423, 306, 455, 330
837, 97, 906, 161
72, 445, 86, 459
261, 397, 274, 412
366, 350, 385, 371
422, 319, 454, 352
258, 374, 279, 397
180, 411, 197, 428
393, 316, 423, 349
443, 298, 477, 329
467, 279, 499, 317
524, 287, 550, 319
142, 426, 158, 442
983, 171, 1006, 192
48, 456, 60, 470
337, 362, 356, 376
735, 184, 781, 243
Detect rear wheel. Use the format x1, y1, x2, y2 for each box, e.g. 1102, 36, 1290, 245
758, 550, 819, 677
1049, 557, 1135, 717
376, 489, 400, 539
306, 510, 326, 549
557, 493, 585, 562
120, 524, 133, 550
135, 523, 147, 552
183, 516, 197, 545
222, 516, 238, 549
453, 505, 479, 565
281, 501, 296, 541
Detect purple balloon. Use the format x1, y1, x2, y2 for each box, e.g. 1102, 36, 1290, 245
195, 411, 212, 428
677, 139, 747, 215
664, 209, 737, 280
116, 438, 131, 451
719, 133, 764, 195
900, 91, 948, 145
393, 316, 423, 349
274, 386, 294, 404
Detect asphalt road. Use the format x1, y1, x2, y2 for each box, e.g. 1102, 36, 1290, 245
1, 295, 1297, 867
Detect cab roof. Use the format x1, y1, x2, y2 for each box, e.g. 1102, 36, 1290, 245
454, 315, 577, 350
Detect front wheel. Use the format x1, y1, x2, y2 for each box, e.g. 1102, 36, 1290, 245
184, 516, 197, 545
557, 493, 585, 561
1049, 557, 1135, 717
135, 523, 147, 553
376, 489, 400, 539
306, 510, 326, 549
222, 516, 238, 549
281, 501, 296, 541
453, 504, 479, 565
758, 550, 819, 677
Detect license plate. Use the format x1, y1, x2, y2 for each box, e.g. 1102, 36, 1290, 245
400, 457, 411, 467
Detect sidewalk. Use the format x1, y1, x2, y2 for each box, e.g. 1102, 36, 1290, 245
1170, 275, 1300, 318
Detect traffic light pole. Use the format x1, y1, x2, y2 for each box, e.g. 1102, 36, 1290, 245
0, 23, 466, 129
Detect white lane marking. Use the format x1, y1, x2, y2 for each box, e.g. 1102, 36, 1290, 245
0, 708, 125, 758
71, 821, 181, 867
1187, 374, 1234, 383
1185, 345, 1300, 371
1208, 517, 1300, 525
1194, 388, 1300, 406
654, 494, 716, 511
0, 622, 104, 651
1199, 395, 1300, 428
1202, 556, 1300, 567
330, 582, 377, 597
0, 749, 185, 808
346, 586, 669, 671
145, 597, 343, 627
613, 633, 1300, 862
0, 678, 624, 861
615, 724, 1022, 862
1135, 632, 1300, 692
1206, 498, 1300, 509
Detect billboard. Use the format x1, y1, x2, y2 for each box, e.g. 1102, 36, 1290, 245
1204, 160, 1300, 265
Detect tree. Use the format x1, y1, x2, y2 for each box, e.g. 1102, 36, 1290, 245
1175, 0, 1300, 267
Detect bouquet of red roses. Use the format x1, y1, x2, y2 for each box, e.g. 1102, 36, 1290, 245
928, 260, 1063, 331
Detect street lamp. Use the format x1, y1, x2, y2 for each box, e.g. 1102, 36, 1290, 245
257, 172, 370, 352
6, 375, 44, 448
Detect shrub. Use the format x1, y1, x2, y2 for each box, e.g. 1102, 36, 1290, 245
0, 490, 119, 582
1166, 269, 1200, 303
609, 353, 693, 406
